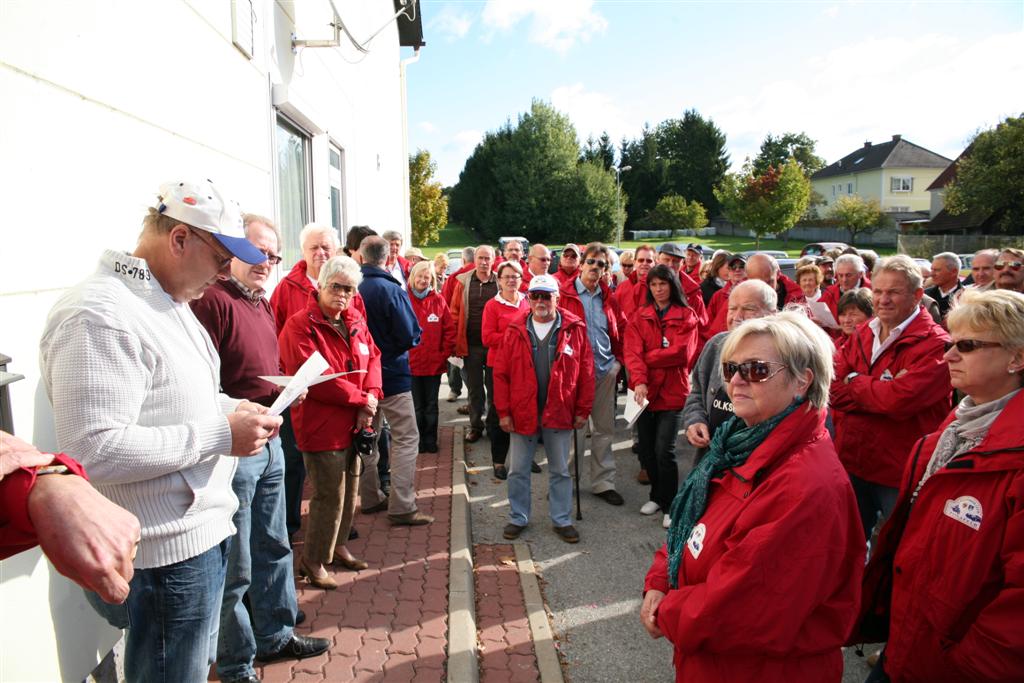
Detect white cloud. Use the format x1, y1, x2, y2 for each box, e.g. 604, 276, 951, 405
822, 5, 840, 19
707, 32, 1024, 171
481, 0, 608, 54
428, 5, 473, 42
417, 121, 437, 134
550, 83, 635, 150
431, 129, 485, 186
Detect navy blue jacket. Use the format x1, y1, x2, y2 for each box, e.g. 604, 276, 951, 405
358, 264, 422, 396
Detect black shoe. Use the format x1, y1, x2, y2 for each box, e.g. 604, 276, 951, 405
295, 609, 306, 625
503, 523, 526, 540
553, 525, 580, 543
348, 527, 359, 540
493, 464, 508, 480
596, 490, 624, 506
362, 498, 389, 514
530, 461, 542, 474
223, 676, 261, 683
256, 634, 330, 663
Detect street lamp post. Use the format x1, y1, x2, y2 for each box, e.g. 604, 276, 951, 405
613, 165, 632, 247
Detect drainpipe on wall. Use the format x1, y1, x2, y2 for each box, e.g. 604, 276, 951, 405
400, 47, 421, 245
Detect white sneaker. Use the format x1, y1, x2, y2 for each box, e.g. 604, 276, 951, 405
640, 501, 660, 516
662, 514, 672, 529
447, 391, 459, 402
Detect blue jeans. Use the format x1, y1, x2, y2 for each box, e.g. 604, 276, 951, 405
507, 428, 572, 527
217, 437, 296, 680
87, 540, 230, 683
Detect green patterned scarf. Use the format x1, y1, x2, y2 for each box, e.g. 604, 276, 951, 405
666, 399, 803, 588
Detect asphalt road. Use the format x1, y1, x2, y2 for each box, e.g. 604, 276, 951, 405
441, 377, 877, 683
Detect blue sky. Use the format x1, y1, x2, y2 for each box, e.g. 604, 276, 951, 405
406, 0, 1023, 187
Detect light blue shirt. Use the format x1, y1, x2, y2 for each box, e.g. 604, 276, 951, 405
575, 278, 615, 379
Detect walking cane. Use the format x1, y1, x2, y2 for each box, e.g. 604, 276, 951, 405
573, 427, 582, 520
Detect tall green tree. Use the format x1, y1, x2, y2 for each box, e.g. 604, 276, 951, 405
752, 132, 825, 177
409, 149, 449, 245
655, 110, 730, 215
450, 100, 621, 243
619, 124, 671, 230
715, 159, 811, 248
580, 131, 616, 170
827, 195, 891, 244
944, 115, 1024, 234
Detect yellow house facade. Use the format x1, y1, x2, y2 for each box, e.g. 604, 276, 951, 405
812, 135, 951, 214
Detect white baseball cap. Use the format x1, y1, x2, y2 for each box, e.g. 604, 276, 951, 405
156, 179, 266, 265
527, 274, 559, 293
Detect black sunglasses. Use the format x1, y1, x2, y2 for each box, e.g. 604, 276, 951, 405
722, 360, 788, 383
945, 339, 1003, 353
529, 292, 553, 301
259, 249, 283, 266
585, 258, 608, 269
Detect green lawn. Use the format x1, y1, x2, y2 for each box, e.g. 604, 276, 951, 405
416, 224, 896, 259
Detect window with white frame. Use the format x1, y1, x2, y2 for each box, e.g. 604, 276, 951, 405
328, 144, 345, 233
847, 182, 853, 194
276, 116, 311, 267
890, 176, 913, 193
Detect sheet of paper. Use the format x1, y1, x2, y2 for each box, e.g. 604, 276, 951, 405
808, 301, 839, 329
447, 355, 464, 369
266, 351, 330, 416
259, 372, 346, 388
623, 389, 649, 429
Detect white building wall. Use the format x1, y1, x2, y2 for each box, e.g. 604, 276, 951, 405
0, 1, 413, 678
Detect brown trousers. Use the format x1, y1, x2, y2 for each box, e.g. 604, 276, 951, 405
301, 447, 359, 565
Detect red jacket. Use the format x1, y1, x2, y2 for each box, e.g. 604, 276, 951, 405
614, 271, 647, 322
644, 407, 864, 682
441, 262, 474, 305
557, 274, 627, 362
407, 289, 456, 376
777, 274, 803, 306
700, 282, 732, 346
493, 311, 595, 434
0, 452, 88, 559
278, 298, 383, 452
830, 307, 952, 488
481, 294, 529, 366
624, 303, 700, 411
853, 391, 1024, 681
553, 267, 578, 284
271, 260, 365, 333
682, 261, 702, 281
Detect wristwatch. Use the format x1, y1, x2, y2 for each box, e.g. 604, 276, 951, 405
34, 464, 72, 476
844, 372, 860, 384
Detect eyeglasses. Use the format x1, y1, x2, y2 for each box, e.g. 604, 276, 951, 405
635, 257, 655, 264
994, 260, 1023, 272
528, 292, 553, 301
325, 282, 356, 295
721, 360, 788, 383
945, 339, 1003, 353
190, 228, 233, 269
533, 256, 552, 262
585, 258, 608, 269
729, 263, 745, 271
562, 253, 579, 259
500, 275, 521, 281
259, 249, 283, 266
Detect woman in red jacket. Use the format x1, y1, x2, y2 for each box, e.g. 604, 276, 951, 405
624, 265, 701, 527
408, 261, 456, 454
641, 312, 864, 682
481, 261, 529, 479
853, 288, 1024, 682
279, 255, 383, 590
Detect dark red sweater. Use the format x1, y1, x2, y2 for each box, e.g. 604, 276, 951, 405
191, 280, 282, 406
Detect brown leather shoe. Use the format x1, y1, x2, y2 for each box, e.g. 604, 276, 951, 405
464, 429, 482, 443
298, 560, 337, 590
636, 469, 651, 485
457, 404, 471, 415
332, 549, 369, 571
361, 498, 389, 514
388, 511, 434, 526
553, 525, 580, 543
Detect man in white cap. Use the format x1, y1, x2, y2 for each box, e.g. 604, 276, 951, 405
493, 275, 595, 543
39, 179, 284, 683
554, 243, 582, 284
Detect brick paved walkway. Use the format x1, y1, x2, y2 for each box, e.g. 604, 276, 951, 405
254, 427, 455, 683
474, 544, 540, 683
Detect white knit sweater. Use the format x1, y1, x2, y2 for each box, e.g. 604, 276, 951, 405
39, 250, 241, 569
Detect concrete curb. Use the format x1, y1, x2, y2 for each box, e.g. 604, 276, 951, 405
447, 427, 479, 683
514, 543, 565, 683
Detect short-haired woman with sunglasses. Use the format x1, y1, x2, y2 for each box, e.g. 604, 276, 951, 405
852, 288, 1024, 682
279, 255, 383, 589
624, 265, 701, 527
641, 311, 864, 683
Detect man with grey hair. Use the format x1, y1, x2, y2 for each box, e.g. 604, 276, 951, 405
967, 248, 998, 290
684, 280, 778, 454
357, 236, 431, 525
831, 254, 951, 546
381, 229, 411, 289
39, 179, 283, 682
821, 252, 870, 320
191, 214, 329, 679
449, 246, 499, 442
924, 252, 963, 322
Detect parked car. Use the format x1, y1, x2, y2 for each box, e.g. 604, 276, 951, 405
957, 253, 974, 278
498, 236, 528, 254
548, 248, 562, 274
800, 242, 849, 257
778, 258, 799, 281
740, 249, 789, 260
445, 257, 463, 276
